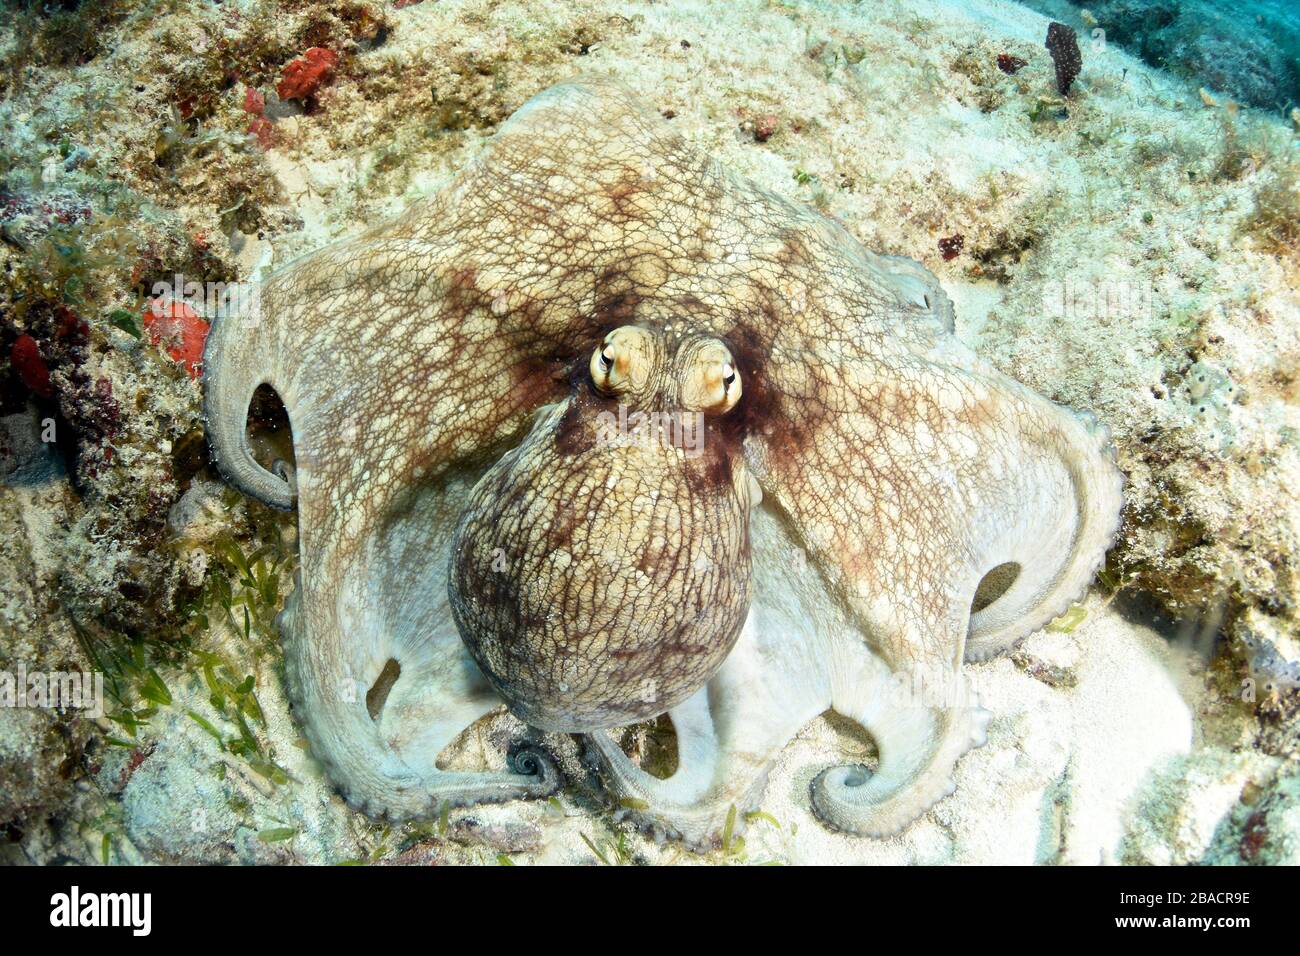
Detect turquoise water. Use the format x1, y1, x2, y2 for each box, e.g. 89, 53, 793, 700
1016, 0, 1300, 110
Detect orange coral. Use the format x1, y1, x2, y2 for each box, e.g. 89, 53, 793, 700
142, 300, 210, 379
277, 47, 339, 101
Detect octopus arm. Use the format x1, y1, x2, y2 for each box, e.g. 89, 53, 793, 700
202, 77, 699, 515
735, 352, 1123, 835
588, 327, 1122, 841
586, 604, 828, 848
202, 75, 967, 515
278, 475, 561, 818
753, 349, 1125, 663
203, 78, 734, 815
587, 502, 993, 844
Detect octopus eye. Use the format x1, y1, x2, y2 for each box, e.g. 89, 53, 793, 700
590, 326, 658, 398
591, 339, 618, 392
680, 342, 742, 414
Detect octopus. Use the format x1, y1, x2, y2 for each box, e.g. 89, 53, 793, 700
203, 78, 1124, 845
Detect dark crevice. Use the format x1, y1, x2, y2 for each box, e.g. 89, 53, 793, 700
245, 382, 294, 474
366, 658, 402, 721
618, 713, 679, 780
972, 561, 1021, 613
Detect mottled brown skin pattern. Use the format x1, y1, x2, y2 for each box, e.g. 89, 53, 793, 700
450, 331, 756, 732
203, 77, 1123, 838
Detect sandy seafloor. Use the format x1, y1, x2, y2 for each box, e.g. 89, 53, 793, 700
0, 0, 1297, 865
